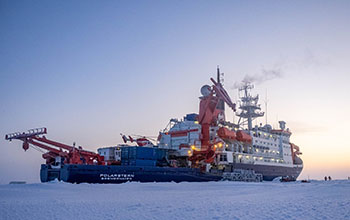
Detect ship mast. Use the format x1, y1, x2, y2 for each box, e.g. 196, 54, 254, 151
217, 65, 220, 84
236, 82, 264, 130
264, 89, 268, 125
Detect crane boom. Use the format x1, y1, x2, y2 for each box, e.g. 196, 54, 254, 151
191, 68, 237, 167
5, 127, 105, 165
210, 78, 236, 111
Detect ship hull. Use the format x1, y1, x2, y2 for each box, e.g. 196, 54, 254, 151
230, 163, 303, 181
41, 164, 222, 184
40, 162, 302, 183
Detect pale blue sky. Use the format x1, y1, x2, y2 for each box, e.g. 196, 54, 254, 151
1, 0, 349, 183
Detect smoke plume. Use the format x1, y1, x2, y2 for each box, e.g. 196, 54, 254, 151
232, 68, 283, 89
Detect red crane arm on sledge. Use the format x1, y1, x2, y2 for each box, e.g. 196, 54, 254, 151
32, 136, 98, 157
26, 138, 62, 155
5, 127, 104, 165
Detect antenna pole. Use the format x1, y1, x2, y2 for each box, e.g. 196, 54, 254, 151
217, 65, 220, 84
236, 82, 264, 130
265, 89, 268, 125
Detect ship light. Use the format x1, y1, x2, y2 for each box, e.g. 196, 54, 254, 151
271, 158, 275, 161
191, 145, 196, 150
218, 142, 223, 148
194, 121, 199, 124
260, 157, 263, 160
246, 156, 250, 159
226, 144, 229, 147
256, 149, 259, 152
238, 155, 242, 158
188, 150, 192, 156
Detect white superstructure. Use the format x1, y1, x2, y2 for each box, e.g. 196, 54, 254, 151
158, 80, 303, 180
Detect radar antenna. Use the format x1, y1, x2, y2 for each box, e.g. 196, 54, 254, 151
236, 82, 264, 130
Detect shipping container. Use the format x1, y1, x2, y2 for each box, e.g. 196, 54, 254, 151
128, 159, 156, 167
128, 147, 156, 160
156, 148, 168, 160
184, 113, 198, 121
121, 146, 157, 160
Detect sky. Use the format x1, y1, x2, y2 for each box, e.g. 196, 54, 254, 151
0, 0, 349, 183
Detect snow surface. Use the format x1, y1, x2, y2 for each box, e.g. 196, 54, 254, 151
0, 180, 349, 220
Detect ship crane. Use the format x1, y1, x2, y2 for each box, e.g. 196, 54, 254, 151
5, 128, 105, 166
190, 67, 237, 166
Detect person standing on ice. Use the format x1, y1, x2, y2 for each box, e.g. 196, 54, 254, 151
328, 176, 332, 181
324, 176, 327, 181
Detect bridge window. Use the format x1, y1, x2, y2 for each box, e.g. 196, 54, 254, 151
219, 154, 227, 162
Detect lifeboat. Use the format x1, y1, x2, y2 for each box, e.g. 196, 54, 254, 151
236, 130, 252, 143
290, 143, 303, 164
290, 143, 302, 155
217, 127, 236, 140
